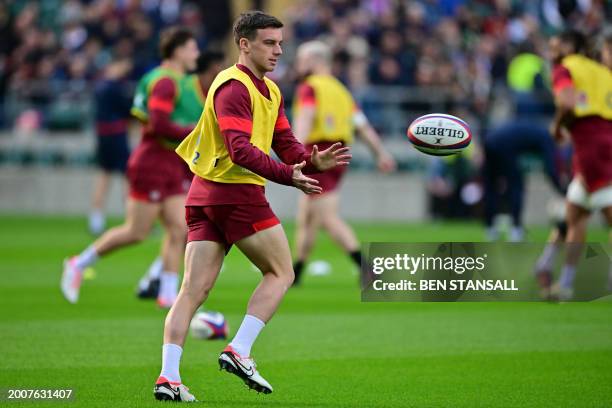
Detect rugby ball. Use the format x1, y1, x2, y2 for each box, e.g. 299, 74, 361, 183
190, 310, 229, 340
407, 113, 471, 156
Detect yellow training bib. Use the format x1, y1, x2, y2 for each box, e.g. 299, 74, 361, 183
176, 65, 281, 186
562, 54, 612, 120
293, 74, 355, 144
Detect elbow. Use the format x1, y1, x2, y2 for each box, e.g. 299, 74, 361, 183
226, 147, 239, 164
227, 145, 249, 166
148, 116, 164, 135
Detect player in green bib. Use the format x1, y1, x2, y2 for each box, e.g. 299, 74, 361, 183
137, 51, 226, 299
61, 27, 200, 313
131, 68, 202, 148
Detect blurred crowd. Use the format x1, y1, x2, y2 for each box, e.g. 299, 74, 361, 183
0, 0, 232, 128
279, 0, 608, 117
0, 0, 609, 130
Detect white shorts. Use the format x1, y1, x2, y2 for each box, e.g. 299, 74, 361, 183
566, 178, 612, 210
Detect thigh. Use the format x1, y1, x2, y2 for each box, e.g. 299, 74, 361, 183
483, 147, 502, 177
296, 195, 321, 241
296, 194, 313, 226
310, 192, 339, 223
183, 240, 225, 290
601, 205, 612, 227
500, 153, 521, 182
125, 197, 161, 232
235, 224, 293, 275
160, 194, 188, 230
566, 200, 590, 225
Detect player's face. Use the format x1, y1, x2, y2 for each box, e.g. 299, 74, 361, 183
247, 28, 283, 73
295, 49, 313, 77
178, 39, 200, 72
548, 37, 563, 64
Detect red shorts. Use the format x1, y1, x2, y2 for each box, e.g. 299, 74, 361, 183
186, 204, 280, 249
306, 141, 348, 196
127, 143, 193, 203
571, 116, 612, 192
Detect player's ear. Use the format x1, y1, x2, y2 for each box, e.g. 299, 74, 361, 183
239, 38, 250, 53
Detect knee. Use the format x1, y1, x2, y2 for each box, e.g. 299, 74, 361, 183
320, 214, 336, 230
568, 215, 588, 230
263, 262, 294, 287
276, 269, 294, 289
181, 277, 212, 304
285, 268, 295, 286
277, 265, 295, 287
167, 222, 188, 243
303, 233, 316, 249
126, 223, 150, 243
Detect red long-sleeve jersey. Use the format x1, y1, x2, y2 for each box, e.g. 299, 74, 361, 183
187, 64, 316, 206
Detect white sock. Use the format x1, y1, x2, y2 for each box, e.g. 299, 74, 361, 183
159, 272, 179, 301
559, 264, 576, 289
75, 245, 98, 270
160, 343, 182, 383
148, 257, 163, 280
88, 210, 105, 234
509, 227, 524, 242
229, 314, 265, 357
535, 243, 559, 273
486, 227, 499, 242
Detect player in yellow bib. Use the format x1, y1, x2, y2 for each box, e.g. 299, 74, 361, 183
291, 41, 396, 286
153, 12, 351, 402
542, 30, 612, 301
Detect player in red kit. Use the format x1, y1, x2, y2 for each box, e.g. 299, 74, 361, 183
291, 40, 396, 286
153, 12, 351, 402
61, 27, 200, 308
542, 30, 612, 300
137, 50, 226, 300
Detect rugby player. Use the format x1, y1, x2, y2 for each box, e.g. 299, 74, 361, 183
153, 12, 351, 402
290, 40, 396, 286
61, 27, 200, 308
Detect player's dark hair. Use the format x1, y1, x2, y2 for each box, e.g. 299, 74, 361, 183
558, 29, 587, 55
232, 11, 283, 46
196, 50, 225, 73
159, 27, 195, 59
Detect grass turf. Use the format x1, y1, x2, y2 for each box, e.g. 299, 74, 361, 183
0, 215, 610, 407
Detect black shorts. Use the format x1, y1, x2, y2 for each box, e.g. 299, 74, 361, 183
97, 134, 130, 173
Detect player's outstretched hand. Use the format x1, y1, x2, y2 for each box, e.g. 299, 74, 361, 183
292, 161, 322, 195
311, 143, 352, 172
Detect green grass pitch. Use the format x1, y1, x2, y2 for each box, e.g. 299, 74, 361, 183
0, 215, 610, 407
